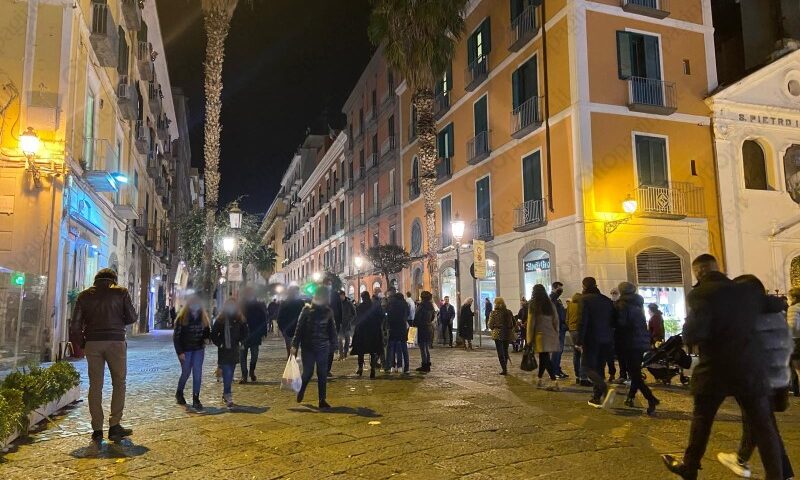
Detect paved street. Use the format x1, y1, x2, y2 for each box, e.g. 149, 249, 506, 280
0, 331, 798, 479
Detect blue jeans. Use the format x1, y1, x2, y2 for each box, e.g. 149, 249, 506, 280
240, 344, 259, 378
388, 339, 409, 371
220, 363, 235, 395
177, 349, 205, 396
299, 347, 329, 403
570, 331, 586, 380
551, 328, 567, 375
419, 342, 431, 366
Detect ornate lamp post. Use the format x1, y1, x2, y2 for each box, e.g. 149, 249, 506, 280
227, 202, 243, 297
354, 255, 364, 302
450, 214, 465, 311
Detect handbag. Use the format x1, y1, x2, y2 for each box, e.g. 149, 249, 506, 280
520, 346, 537, 372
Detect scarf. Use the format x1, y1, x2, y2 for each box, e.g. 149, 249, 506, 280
224, 319, 232, 349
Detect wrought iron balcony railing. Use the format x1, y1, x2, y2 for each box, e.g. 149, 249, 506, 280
513, 199, 547, 231
471, 218, 493, 241
509, 5, 539, 52
465, 53, 490, 92
621, 0, 670, 19
634, 182, 705, 219
436, 157, 452, 184
511, 96, 543, 139
626, 77, 677, 115
467, 130, 490, 165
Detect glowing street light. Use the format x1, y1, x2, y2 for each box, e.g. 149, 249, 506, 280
222, 236, 235, 255
312, 271, 322, 282
20, 127, 41, 158
229, 201, 242, 229
622, 195, 638, 214
451, 214, 465, 244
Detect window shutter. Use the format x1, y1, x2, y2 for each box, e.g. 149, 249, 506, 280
636, 248, 683, 285
437, 130, 445, 158
511, 0, 521, 21
643, 35, 661, 80
467, 32, 477, 64
524, 57, 538, 100
447, 123, 455, 157
523, 152, 542, 202
616, 31, 633, 79
482, 18, 492, 54
512, 68, 521, 109
474, 96, 488, 134
445, 63, 452, 91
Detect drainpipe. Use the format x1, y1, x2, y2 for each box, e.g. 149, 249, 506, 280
541, 1, 554, 212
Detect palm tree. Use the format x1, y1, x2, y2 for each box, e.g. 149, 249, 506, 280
369, 0, 467, 298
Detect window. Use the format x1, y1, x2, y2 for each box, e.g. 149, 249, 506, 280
389, 225, 397, 245
359, 108, 364, 133
441, 195, 452, 247
372, 232, 379, 247
410, 219, 422, 254
371, 89, 377, 113
476, 176, 491, 223
348, 158, 353, 180
635, 135, 668, 187
437, 123, 455, 159
133, 170, 139, 189
784, 145, 800, 204
83, 90, 96, 169
510, 0, 536, 21
474, 95, 488, 135
522, 151, 543, 202
435, 63, 453, 97
468, 18, 492, 66
359, 149, 365, 172
117, 27, 129, 76
617, 31, 661, 80
512, 56, 538, 110
742, 140, 768, 190
388, 115, 395, 138
371, 134, 378, 157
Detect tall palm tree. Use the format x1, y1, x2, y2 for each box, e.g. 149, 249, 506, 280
369, 0, 467, 298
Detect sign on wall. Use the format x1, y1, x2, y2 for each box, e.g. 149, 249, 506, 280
524, 258, 550, 272
227, 262, 243, 282
473, 240, 486, 279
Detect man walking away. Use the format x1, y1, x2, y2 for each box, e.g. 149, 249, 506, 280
662, 254, 782, 480
439, 296, 455, 347
484, 297, 492, 332
266, 297, 280, 334
567, 292, 589, 386
240, 287, 268, 383
338, 291, 355, 360
575, 277, 616, 408
550, 282, 569, 379
72, 268, 137, 441
277, 286, 306, 358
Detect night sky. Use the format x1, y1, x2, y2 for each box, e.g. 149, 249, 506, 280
156, 0, 374, 213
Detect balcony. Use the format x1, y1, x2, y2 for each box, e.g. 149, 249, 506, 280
83, 138, 118, 185
148, 82, 162, 115
634, 182, 705, 219
135, 120, 148, 154
471, 218, 493, 241
121, 0, 142, 30
626, 77, 677, 115
155, 177, 167, 196
467, 130, 490, 165
134, 218, 148, 236
408, 120, 418, 143
89, 1, 119, 68
136, 41, 153, 81
380, 136, 396, 158
368, 201, 380, 219
511, 96, 543, 139
434, 91, 450, 120
345, 178, 353, 190
367, 153, 378, 170
366, 109, 377, 129
146, 152, 160, 177
114, 192, 139, 220
438, 233, 453, 251
382, 192, 398, 211
621, 0, 670, 19
116, 76, 136, 121
145, 225, 159, 248
464, 53, 489, 92
408, 181, 420, 200
157, 116, 169, 140
350, 213, 366, 230
435, 157, 452, 184
509, 5, 539, 52
513, 198, 547, 231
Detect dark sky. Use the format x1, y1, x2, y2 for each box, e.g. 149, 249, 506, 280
156, 1, 374, 213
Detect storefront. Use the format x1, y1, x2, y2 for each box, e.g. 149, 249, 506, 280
440, 267, 456, 302
522, 249, 551, 298
633, 247, 687, 338
475, 259, 497, 331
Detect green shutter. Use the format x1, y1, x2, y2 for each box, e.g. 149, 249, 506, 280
616, 31, 633, 79
510, 0, 521, 21
643, 35, 661, 80
522, 152, 542, 202
447, 123, 455, 157
523, 57, 538, 100
636, 136, 668, 186
482, 18, 492, 54
445, 64, 452, 91
437, 129, 445, 158
477, 177, 491, 221
512, 68, 521, 109
467, 31, 477, 64
474, 96, 488, 134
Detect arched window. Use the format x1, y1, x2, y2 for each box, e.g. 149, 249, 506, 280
742, 140, 768, 190
791, 256, 800, 288
410, 219, 422, 255
410, 156, 420, 197
784, 145, 800, 204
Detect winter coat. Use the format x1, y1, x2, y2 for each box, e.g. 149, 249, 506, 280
350, 299, 384, 355
330, 291, 343, 332
576, 288, 616, 348
242, 300, 268, 347
484, 300, 493, 321
458, 304, 474, 340
210, 315, 249, 365
549, 292, 568, 332
566, 293, 582, 332
406, 297, 416, 322
615, 293, 650, 352
648, 311, 665, 345
173, 312, 210, 354
340, 299, 356, 336
386, 294, 410, 342
413, 302, 436, 345
277, 298, 306, 337
787, 303, 800, 338
292, 304, 337, 353
683, 271, 767, 397
72, 278, 137, 343
754, 296, 793, 390
527, 302, 560, 353
515, 303, 528, 322
488, 307, 515, 342
439, 303, 456, 325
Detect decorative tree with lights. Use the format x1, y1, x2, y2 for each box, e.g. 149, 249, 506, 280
368, 0, 467, 299
367, 244, 412, 285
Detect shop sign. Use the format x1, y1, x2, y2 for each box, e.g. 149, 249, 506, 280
736, 113, 800, 128
524, 259, 550, 272
473, 240, 486, 279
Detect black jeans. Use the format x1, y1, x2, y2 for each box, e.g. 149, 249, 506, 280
440, 321, 452, 345
615, 343, 628, 379
494, 340, 509, 371
737, 394, 793, 479
299, 347, 328, 403
538, 352, 556, 380
240, 344, 259, 378
684, 393, 782, 479
625, 349, 655, 402
583, 343, 612, 401
357, 353, 378, 371
570, 331, 585, 379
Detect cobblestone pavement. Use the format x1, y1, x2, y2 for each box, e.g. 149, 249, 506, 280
0, 331, 798, 479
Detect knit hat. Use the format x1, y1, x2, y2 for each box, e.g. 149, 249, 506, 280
618, 281, 636, 295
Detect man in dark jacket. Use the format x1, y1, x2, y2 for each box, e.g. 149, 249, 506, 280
385, 291, 410, 372
240, 287, 268, 383
277, 286, 306, 358
266, 298, 279, 334
291, 287, 337, 409
438, 296, 456, 347
550, 282, 568, 379
662, 254, 782, 480
575, 277, 616, 408
72, 268, 137, 441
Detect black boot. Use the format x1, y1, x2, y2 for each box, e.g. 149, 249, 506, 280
175, 390, 186, 405
249, 369, 257, 383
369, 367, 376, 379
192, 395, 204, 411
108, 424, 133, 441
661, 455, 697, 480
647, 397, 660, 416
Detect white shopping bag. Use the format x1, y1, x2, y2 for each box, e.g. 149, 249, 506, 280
281, 355, 302, 393
407, 326, 418, 345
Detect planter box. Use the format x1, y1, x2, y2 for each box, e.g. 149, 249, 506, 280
1, 386, 81, 450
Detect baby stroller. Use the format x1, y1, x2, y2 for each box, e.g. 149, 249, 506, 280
642, 334, 693, 386
512, 320, 526, 352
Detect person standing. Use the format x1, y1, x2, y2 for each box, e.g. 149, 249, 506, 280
647, 303, 665, 347
350, 291, 384, 378
266, 297, 280, 334
291, 286, 337, 409
567, 292, 589, 386
488, 297, 515, 375
277, 286, 305, 358
528, 285, 561, 390
662, 254, 782, 480
338, 291, 355, 360
788, 288, 800, 396
575, 277, 616, 408
438, 296, 455, 347
459, 298, 475, 350
483, 297, 492, 332
549, 282, 568, 379
72, 268, 137, 441
614, 282, 659, 415
173, 296, 210, 410
386, 291, 410, 373
210, 298, 249, 408
405, 291, 416, 325
413, 291, 436, 372
240, 287, 268, 383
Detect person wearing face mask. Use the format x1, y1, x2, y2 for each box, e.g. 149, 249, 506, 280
291, 286, 338, 409
211, 298, 249, 408
173, 296, 211, 410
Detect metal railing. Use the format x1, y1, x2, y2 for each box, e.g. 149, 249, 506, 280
509, 5, 539, 51
627, 77, 677, 113
511, 96, 543, 137
471, 218, 493, 241
436, 157, 452, 182
513, 199, 546, 230
467, 130, 490, 164
369, 202, 379, 219
622, 0, 670, 17
434, 91, 450, 118
634, 182, 704, 218
382, 192, 397, 209
380, 136, 396, 157
465, 53, 489, 91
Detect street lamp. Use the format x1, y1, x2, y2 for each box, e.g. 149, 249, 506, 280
604, 195, 638, 238
312, 271, 322, 282
20, 127, 41, 158
354, 255, 364, 301
451, 214, 465, 314
222, 236, 235, 255
229, 201, 242, 229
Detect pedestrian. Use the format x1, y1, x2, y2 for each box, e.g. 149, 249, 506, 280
662, 254, 783, 480
614, 282, 659, 415
338, 290, 355, 360
488, 297, 515, 375
240, 287, 268, 384
716, 275, 794, 480
350, 291, 384, 378
72, 268, 137, 441
484, 297, 492, 331
575, 277, 616, 408
405, 291, 416, 325
266, 297, 280, 334
527, 284, 561, 390
788, 288, 800, 396
291, 286, 337, 409
647, 303, 665, 347
413, 290, 436, 372
567, 292, 589, 386
386, 291, 410, 373
173, 295, 210, 410
210, 298, 249, 409
438, 296, 455, 347
608, 287, 622, 383
169, 305, 177, 328
277, 285, 306, 358
458, 297, 475, 350
549, 282, 569, 379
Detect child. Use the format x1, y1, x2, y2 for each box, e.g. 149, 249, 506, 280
210, 298, 249, 408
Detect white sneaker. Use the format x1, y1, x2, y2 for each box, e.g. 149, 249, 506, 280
717, 452, 752, 478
